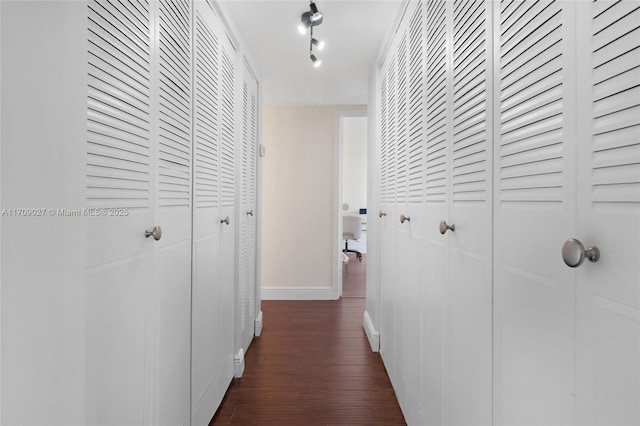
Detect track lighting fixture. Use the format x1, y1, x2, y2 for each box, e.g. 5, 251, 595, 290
299, 1, 325, 67
310, 54, 321, 68
309, 2, 322, 22
311, 38, 325, 51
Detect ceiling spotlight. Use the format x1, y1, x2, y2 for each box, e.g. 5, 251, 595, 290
310, 54, 322, 68
311, 38, 325, 51
310, 2, 322, 22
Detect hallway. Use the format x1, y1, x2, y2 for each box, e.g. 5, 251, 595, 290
211, 255, 405, 425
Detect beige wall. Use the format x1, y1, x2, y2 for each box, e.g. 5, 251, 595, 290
262, 105, 365, 293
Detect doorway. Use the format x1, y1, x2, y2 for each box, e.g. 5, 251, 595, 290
337, 113, 367, 298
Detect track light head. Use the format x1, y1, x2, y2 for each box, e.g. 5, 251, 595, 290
309, 2, 323, 25
311, 38, 325, 51
310, 54, 321, 68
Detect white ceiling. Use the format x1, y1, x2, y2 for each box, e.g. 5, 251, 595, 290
221, 0, 405, 106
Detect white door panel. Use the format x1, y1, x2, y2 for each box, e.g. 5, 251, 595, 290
494, 1, 577, 423
86, 0, 156, 423
447, 1, 493, 424
86, 254, 152, 426
575, 2, 640, 424
191, 2, 236, 422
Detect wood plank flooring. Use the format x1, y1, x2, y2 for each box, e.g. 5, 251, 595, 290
210, 257, 406, 425
342, 253, 366, 298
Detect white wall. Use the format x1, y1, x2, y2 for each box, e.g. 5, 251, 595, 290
341, 116, 367, 214
261, 105, 365, 299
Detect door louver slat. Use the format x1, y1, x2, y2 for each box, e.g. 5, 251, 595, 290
87, 0, 151, 209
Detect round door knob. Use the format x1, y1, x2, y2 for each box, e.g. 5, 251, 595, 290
439, 220, 455, 235
400, 213, 410, 224
379, 210, 386, 218
221, 216, 230, 225
145, 225, 162, 241
246, 210, 254, 216
562, 238, 599, 267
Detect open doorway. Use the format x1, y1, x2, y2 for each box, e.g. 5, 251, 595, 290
338, 113, 367, 298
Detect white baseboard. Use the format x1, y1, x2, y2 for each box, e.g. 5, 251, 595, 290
254, 311, 263, 336
234, 348, 245, 378
261, 286, 338, 300
363, 310, 380, 352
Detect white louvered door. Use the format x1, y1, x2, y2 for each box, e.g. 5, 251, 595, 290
85, 2, 156, 424
575, 1, 640, 424
191, 2, 234, 424
238, 62, 259, 356
379, 38, 399, 389
421, 1, 448, 423
494, 1, 577, 424
86, 1, 193, 424
401, 3, 427, 424
445, 1, 492, 424
155, 1, 193, 424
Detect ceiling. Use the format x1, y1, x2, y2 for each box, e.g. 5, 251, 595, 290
221, 0, 405, 106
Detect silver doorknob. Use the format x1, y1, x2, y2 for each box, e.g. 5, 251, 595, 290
221, 216, 230, 225
246, 210, 254, 216
400, 214, 410, 224
562, 238, 599, 267
145, 225, 162, 241
439, 220, 455, 234
379, 210, 386, 218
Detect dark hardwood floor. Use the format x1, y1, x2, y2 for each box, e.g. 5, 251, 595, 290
342, 252, 367, 298
210, 254, 406, 425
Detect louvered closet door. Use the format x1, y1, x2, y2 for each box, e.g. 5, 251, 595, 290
154, 1, 193, 424
493, 1, 576, 424
445, 1, 492, 424
191, 2, 234, 424
575, 2, 640, 424
379, 41, 399, 388
85, 2, 155, 424
238, 62, 259, 355
420, 1, 448, 423
396, 3, 428, 424
393, 19, 412, 410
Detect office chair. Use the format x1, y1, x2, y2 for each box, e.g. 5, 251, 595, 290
343, 214, 363, 261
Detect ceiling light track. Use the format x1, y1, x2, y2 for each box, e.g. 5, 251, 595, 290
299, 1, 324, 67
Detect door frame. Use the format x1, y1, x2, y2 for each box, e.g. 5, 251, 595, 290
334, 110, 368, 298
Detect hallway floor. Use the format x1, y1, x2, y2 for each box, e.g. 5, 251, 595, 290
210, 255, 406, 425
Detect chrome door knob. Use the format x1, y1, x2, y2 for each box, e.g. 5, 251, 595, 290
246, 210, 254, 216
439, 220, 455, 234
221, 216, 230, 225
562, 238, 599, 267
379, 210, 386, 218
400, 213, 410, 224
145, 225, 162, 241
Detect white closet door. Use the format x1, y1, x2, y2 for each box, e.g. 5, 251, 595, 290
85, 1, 155, 424
154, 1, 193, 424
379, 43, 400, 388
575, 1, 640, 424
445, 1, 492, 424
191, 2, 233, 424
493, 1, 576, 424
420, 1, 448, 423
238, 63, 259, 355
393, 20, 411, 409
400, 3, 427, 424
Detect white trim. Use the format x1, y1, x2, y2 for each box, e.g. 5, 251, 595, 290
363, 310, 380, 352
234, 348, 245, 378
254, 310, 263, 336
261, 286, 338, 301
